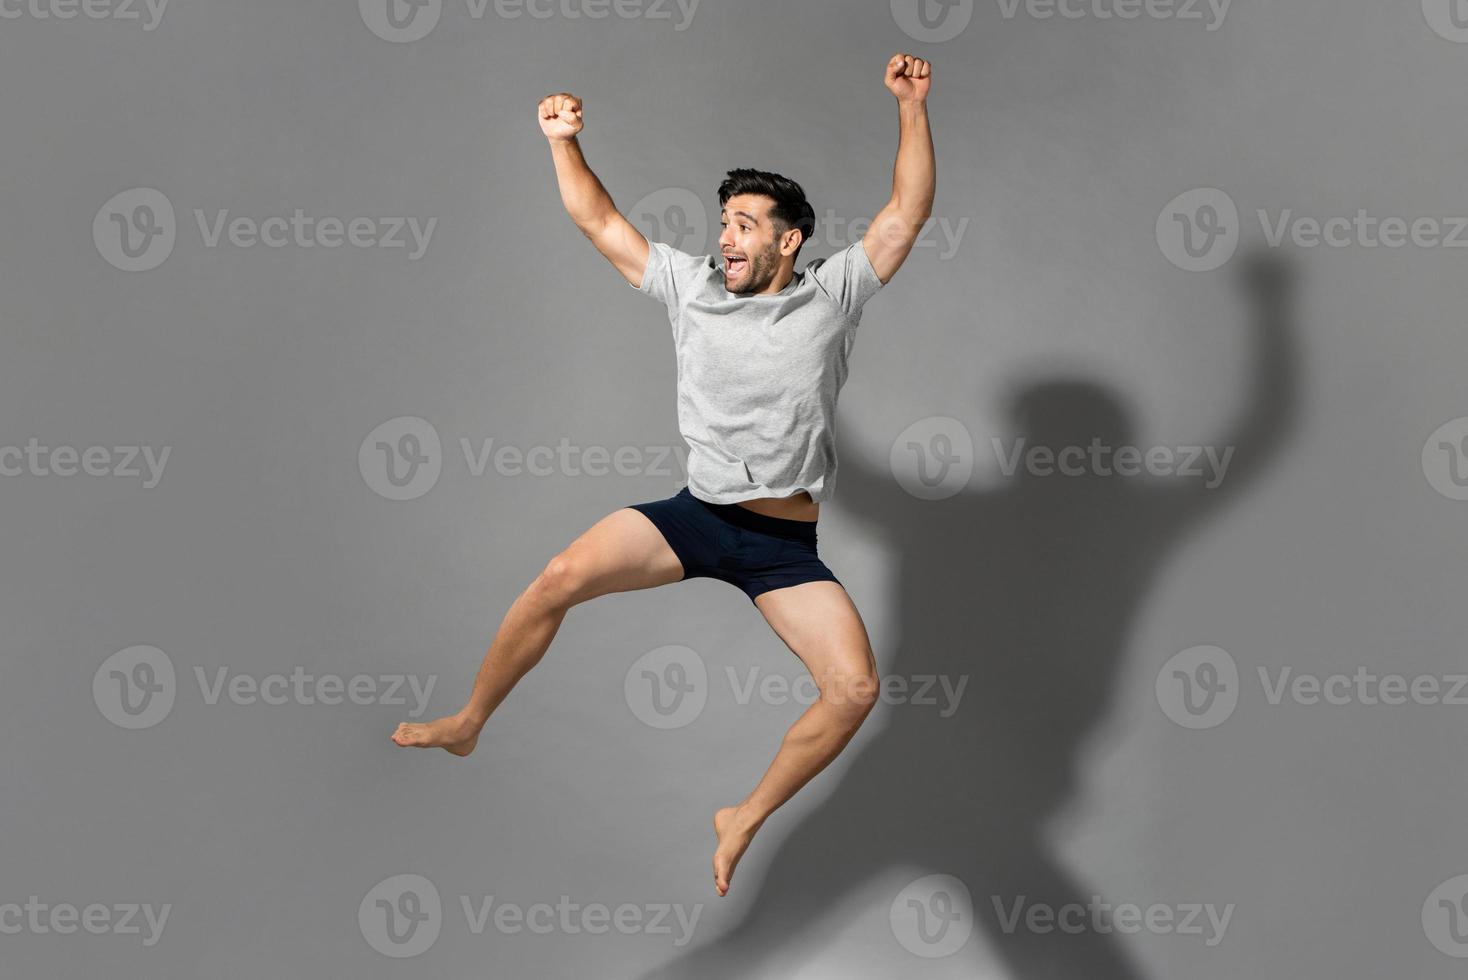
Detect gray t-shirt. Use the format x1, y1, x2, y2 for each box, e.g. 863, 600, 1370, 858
633, 237, 885, 505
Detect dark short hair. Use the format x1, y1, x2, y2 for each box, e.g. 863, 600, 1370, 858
717, 168, 816, 256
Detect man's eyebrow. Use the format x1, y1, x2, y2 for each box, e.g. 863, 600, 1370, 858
720, 209, 759, 223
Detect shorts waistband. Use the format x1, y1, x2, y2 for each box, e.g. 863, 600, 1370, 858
681, 487, 818, 542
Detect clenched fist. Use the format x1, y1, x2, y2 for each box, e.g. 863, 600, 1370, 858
885, 54, 932, 104
538, 93, 584, 142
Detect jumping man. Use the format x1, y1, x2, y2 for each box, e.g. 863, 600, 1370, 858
393, 53, 935, 898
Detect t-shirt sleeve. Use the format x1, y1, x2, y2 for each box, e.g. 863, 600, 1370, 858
633, 239, 711, 311
807, 239, 885, 317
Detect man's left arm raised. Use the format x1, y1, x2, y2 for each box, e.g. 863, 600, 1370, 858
863, 53, 936, 284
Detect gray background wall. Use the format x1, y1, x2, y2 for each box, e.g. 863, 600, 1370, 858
2, 0, 1466, 977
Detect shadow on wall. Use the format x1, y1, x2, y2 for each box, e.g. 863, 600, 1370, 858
635, 250, 1300, 980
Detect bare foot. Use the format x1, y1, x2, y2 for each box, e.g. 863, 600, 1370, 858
712, 805, 765, 897
391, 713, 481, 757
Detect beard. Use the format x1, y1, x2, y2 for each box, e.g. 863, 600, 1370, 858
727, 242, 781, 295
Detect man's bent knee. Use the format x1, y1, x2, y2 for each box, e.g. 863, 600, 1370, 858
529, 552, 592, 610
820, 669, 881, 726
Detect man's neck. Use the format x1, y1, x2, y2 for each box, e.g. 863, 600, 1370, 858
748, 264, 797, 296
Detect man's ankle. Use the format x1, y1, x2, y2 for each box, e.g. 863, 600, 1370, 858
732, 803, 768, 833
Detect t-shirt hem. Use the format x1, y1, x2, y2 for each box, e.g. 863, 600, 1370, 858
685, 484, 830, 505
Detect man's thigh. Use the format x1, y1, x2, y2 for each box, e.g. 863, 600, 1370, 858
550, 507, 686, 603
754, 581, 878, 685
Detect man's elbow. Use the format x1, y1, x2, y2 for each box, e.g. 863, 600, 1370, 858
894, 193, 934, 226
568, 207, 593, 231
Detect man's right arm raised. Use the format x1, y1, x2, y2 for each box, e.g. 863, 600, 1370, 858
538, 92, 650, 289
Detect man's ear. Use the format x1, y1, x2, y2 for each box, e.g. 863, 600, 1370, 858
780, 227, 804, 256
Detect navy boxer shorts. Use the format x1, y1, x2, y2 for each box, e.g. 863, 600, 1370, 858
626, 486, 842, 603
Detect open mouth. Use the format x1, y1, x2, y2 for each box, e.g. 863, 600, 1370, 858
723, 255, 747, 277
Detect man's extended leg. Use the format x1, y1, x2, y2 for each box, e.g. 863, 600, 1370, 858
391, 507, 684, 755
711, 581, 881, 896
